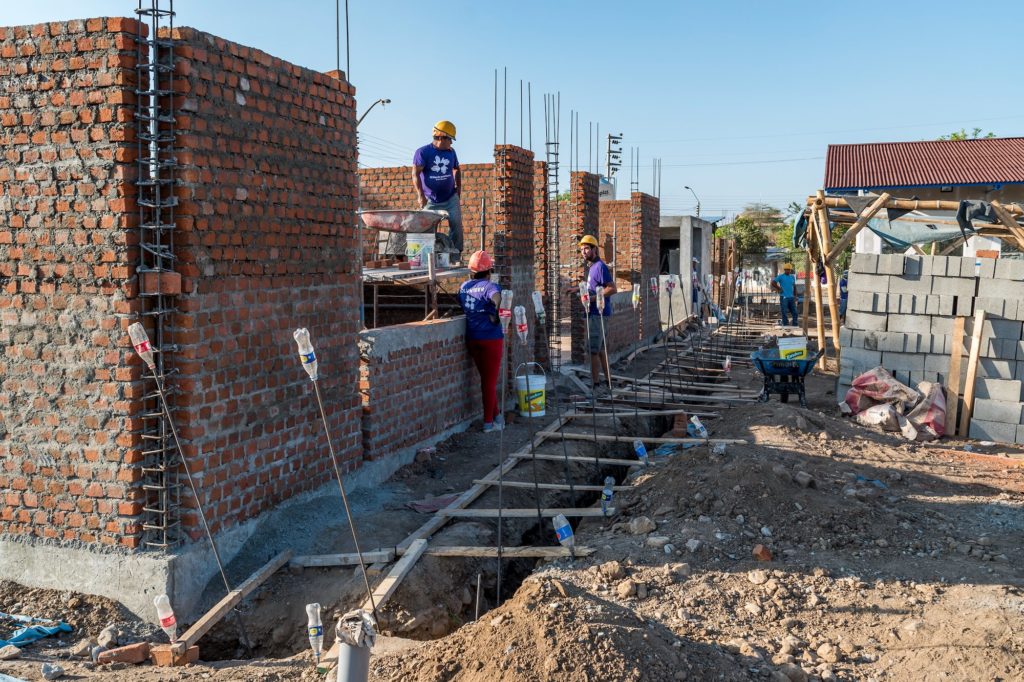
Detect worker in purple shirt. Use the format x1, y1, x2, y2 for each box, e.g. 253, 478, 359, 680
458, 250, 504, 432
578, 235, 616, 387
412, 120, 463, 261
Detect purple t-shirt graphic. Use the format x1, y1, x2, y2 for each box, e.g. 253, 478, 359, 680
587, 259, 613, 316
413, 144, 459, 203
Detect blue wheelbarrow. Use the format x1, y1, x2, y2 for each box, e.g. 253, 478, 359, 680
750, 348, 823, 409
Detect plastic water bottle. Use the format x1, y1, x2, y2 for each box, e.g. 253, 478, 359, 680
499, 290, 514, 332
600, 476, 615, 516
153, 594, 177, 642
553, 514, 574, 550
128, 322, 156, 370
632, 284, 640, 310
578, 281, 590, 306
690, 416, 709, 440
532, 291, 546, 325
723, 356, 732, 374
293, 328, 318, 380
633, 439, 649, 466
305, 602, 323, 663
649, 276, 659, 297
514, 305, 528, 344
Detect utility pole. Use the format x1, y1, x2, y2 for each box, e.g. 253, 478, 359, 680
606, 133, 622, 179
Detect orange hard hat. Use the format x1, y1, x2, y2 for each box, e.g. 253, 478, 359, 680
468, 250, 493, 272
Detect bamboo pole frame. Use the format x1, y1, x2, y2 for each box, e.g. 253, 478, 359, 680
814, 191, 843, 361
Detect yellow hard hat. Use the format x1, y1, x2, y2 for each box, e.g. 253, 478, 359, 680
433, 120, 456, 140
783, 262, 793, 270
579, 234, 599, 247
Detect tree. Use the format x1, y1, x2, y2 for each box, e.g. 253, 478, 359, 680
938, 127, 996, 141
718, 215, 769, 257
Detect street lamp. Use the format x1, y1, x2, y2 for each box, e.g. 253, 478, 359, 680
356, 98, 391, 128
684, 185, 701, 218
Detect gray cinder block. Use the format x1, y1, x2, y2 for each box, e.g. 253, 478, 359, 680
969, 419, 1017, 443
931, 276, 977, 299
888, 275, 932, 296
973, 399, 1024, 424
849, 273, 891, 294
887, 314, 931, 335
978, 358, 1016, 380
842, 347, 882, 373
877, 253, 907, 275
845, 311, 887, 332
975, 378, 1023, 402
850, 253, 878, 274
881, 351, 925, 372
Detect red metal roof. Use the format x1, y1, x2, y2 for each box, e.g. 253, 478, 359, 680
824, 137, 1024, 190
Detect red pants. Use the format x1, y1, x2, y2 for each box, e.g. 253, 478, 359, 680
467, 338, 504, 423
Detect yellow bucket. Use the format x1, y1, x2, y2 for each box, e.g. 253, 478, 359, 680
515, 374, 546, 418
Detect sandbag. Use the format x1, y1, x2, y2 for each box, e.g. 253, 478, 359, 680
844, 367, 920, 415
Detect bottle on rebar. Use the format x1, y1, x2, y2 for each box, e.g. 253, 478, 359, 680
306, 602, 323, 663
153, 594, 177, 642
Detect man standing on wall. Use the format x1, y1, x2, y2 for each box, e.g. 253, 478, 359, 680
579, 235, 616, 387
413, 120, 463, 262
771, 262, 798, 327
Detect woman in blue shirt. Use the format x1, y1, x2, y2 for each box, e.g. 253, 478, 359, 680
458, 250, 504, 432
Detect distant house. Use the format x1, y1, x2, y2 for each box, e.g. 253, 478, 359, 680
824, 137, 1024, 204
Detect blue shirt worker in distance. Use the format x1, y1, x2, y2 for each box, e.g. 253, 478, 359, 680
579, 235, 616, 387
839, 270, 849, 323
771, 262, 798, 327
458, 250, 504, 432
413, 120, 463, 261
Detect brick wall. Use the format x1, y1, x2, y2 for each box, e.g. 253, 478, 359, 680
0, 18, 144, 548
566, 173, 600, 364
167, 27, 361, 538
359, 319, 480, 459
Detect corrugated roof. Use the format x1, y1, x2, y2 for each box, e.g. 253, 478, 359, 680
824, 137, 1024, 190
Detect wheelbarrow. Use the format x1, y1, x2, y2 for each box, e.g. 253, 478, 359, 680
750, 348, 823, 409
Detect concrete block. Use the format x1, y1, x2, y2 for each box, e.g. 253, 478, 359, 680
903, 255, 923, 277
881, 351, 925, 373
978, 278, 1024, 300
1016, 361, 1024, 383
849, 273, 891, 294
1017, 424, 1024, 445
978, 358, 1016, 380
842, 347, 882, 374
994, 258, 1024, 280
888, 275, 932, 296
845, 311, 887, 332
848, 290, 874, 312
973, 399, 1023, 424
899, 294, 927, 314
887, 293, 902, 312
850, 253, 878, 274
887, 314, 931, 335
1016, 342, 1024, 361
974, 297, 1008, 319
923, 295, 942, 315
1014, 300, 1024, 322
969, 419, 1017, 443
931, 334, 951, 354
930, 316, 954, 336
931, 276, 977, 299
839, 326, 853, 347
975, 378, 1022, 402
958, 256, 981, 278
981, 338, 1018, 360
955, 295, 974, 317
921, 256, 946, 277
876, 331, 905, 353
967, 317, 1024, 341
877, 253, 906, 275
934, 295, 956, 316
852, 329, 879, 350
979, 257, 997, 279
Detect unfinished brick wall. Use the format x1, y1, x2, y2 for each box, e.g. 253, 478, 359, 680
570, 188, 658, 362
0, 18, 144, 548
359, 319, 480, 459
166, 27, 361, 538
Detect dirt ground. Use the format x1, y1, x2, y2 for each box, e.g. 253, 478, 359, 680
3, 344, 1024, 681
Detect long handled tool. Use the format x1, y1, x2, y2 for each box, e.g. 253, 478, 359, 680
293, 329, 377, 624
127, 323, 253, 654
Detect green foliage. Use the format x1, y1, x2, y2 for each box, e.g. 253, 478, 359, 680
938, 127, 996, 141
718, 215, 770, 257
556, 190, 571, 202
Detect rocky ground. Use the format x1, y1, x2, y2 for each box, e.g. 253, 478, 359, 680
2, 355, 1023, 681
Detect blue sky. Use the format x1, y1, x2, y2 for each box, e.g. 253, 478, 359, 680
6, 1, 1024, 219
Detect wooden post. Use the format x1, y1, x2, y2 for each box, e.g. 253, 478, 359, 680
812, 260, 827, 368
814, 192, 843, 360
945, 316, 966, 436
824, 192, 891, 263
801, 250, 811, 337
959, 309, 987, 437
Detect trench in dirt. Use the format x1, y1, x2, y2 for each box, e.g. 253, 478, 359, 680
197, 409, 674, 661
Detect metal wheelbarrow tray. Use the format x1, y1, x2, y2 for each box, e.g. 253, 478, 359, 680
358, 209, 449, 233
750, 348, 823, 409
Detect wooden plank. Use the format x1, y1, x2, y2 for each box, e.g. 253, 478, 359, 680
801, 251, 811, 336
825, 192, 891, 262
176, 549, 292, 653
395, 416, 569, 553
536, 431, 747, 445
990, 201, 1024, 250
959, 309, 987, 437
439, 508, 613, 519
289, 549, 395, 569
424, 545, 595, 558
809, 195, 1021, 216
472, 479, 631, 492
513, 452, 648, 467
945, 316, 967, 436
362, 539, 427, 613
815, 193, 844, 362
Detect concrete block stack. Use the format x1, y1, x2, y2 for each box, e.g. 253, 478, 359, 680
840, 253, 1024, 444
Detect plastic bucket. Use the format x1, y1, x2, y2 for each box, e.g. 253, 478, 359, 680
515, 374, 546, 418
777, 335, 808, 360
406, 233, 435, 268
